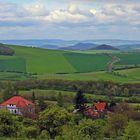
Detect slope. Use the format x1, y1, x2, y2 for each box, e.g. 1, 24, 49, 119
7, 45, 111, 74
8, 45, 76, 74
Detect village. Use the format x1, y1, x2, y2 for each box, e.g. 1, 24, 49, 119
0, 93, 117, 119
0, 81, 139, 139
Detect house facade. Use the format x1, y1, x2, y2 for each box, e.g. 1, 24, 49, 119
0, 96, 35, 117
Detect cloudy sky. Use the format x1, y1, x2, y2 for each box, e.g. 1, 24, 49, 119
0, 0, 140, 40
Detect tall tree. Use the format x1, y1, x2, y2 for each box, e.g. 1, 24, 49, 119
107, 113, 128, 137
77, 119, 104, 140
31, 91, 36, 103
38, 105, 71, 139
74, 90, 86, 111
38, 96, 47, 111
57, 92, 64, 107
3, 81, 15, 101
123, 88, 129, 97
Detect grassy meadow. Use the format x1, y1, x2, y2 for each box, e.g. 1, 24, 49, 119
0, 44, 139, 83
37, 69, 140, 83
0, 68, 139, 83
6, 45, 111, 74
116, 52, 140, 65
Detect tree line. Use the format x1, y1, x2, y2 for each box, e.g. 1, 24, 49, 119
13, 79, 140, 97
0, 44, 15, 56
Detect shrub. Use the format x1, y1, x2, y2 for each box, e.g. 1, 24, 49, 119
23, 126, 38, 138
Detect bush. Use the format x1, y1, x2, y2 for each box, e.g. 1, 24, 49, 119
123, 121, 140, 140
77, 119, 104, 140
38, 105, 71, 139
0, 110, 22, 137
23, 126, 38, 138
106, 113, 128, 137
38, 130, 50, 140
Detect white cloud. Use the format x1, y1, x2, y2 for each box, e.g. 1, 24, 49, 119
68, 4, 79, 14
90, 9, 97, 15
0, 1, 140, 40
23, 2, 48, 16
1, 2, 140, 25
45, 9, 88, 23
89, 4, 140, 25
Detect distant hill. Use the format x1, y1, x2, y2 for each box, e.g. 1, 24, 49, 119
117, 44, 140, 50
40, 44, 60, 50
0, 39, 78, 48
60, 43, 97, 50
1, 39, 140, 50
91, 44, 119, 50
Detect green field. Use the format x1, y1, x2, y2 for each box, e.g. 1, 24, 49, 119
0, 56, 26, 72
69, 50, 121, 54
6, 45, 112, 74
64, 53, 110, 72
0, 45, 139, 82
116, 68, 140, 80
0, 68, 139, 83
116, 52, 140, 65
11, 45, 76, 74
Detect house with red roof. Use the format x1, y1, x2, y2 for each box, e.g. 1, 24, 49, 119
0, 96, 35, 117
95, 102, 107, 112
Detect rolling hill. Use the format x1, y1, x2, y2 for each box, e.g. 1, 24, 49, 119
0, 44, 139, 83
60, 43, 97, 50
1, 39, 140, 48
0, 45, 110, 74
40, 44, 60, 50
117, 44, 140, 50
91, 44, 119, 50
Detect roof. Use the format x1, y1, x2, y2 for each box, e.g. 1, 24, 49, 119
95, 102, 107, 111
0, 96, 34, 108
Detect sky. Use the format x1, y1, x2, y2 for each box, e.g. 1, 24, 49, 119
0, 0, 140, 40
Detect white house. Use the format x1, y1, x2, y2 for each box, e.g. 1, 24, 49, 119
0, 96, 35, 117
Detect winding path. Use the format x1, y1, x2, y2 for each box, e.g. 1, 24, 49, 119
107, 55, 120, 73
